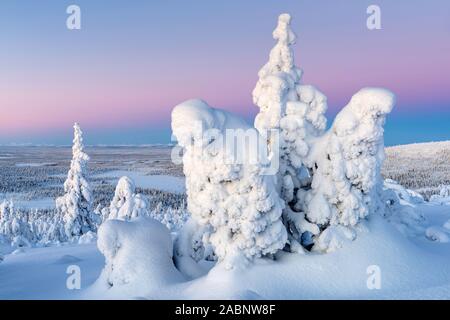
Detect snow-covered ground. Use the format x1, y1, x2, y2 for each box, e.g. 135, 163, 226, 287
0, 243, 103, 299
93, 170, 185, 194
1, 201, 449, 299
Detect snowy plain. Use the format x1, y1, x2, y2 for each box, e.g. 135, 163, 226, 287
1, 143, 450, 299
1, 198, 450, 299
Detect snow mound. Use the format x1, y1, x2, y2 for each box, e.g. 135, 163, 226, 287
78, 231, 97, 245
90, 217, 183, 298
382, 180, 426, 237
384, 179, 424, 204
430, 185, 450, 204
425, 227, 449, 243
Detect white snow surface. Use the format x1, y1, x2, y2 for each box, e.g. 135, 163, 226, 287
1, 203, 450, 299
94, 170, 185, 194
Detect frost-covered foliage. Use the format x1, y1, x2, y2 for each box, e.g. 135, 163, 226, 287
55, 123, 99, 241
101, 176, 149, 221
172, 99, 287, 268
173, 217, 215, 279
300, 89, 395, 251
0, 201, 68, 246
148, 201, 189, 232
0, 200, 32, 247
169, 13, 397, 262
251, 13, 329, 252
430, 185, 450, 204
94, 217, 183, 298
251, 14, 395, 253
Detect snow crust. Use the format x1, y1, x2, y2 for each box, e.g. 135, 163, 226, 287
90, 217, 183, 298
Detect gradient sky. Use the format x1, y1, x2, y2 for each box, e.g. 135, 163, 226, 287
0, 0, 449, 146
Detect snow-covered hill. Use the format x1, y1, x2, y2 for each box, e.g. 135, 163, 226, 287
383, 141, 450, 199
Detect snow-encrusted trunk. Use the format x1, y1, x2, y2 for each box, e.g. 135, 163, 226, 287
56, 123, 99, 241
172, 99, 287, 269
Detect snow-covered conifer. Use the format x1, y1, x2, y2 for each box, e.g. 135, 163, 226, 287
253, 14, 395, 252
172, 99, 287, 268
304, 88, 395, 251
252, 13, 328, 251
0, 200, 33, 247
56, 123, 98, 240
102, 176, 149, 221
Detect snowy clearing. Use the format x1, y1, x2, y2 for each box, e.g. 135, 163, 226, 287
93, 170, 185, 194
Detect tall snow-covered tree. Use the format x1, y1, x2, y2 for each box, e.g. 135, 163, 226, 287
253, 13, 328, 252
102, 176, 149, 221
253, 13, 395, 252
172, 99, 287, 269
56, 123, 98, 240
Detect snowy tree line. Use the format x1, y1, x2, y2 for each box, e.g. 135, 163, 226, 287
0, 124, 188, 248
383, 142, 450, 199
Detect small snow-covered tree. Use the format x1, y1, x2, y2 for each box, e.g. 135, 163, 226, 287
56, 123, 99, 240
0, 200, 33, 247
102, 176, 149, 221
172, 99, 287, 268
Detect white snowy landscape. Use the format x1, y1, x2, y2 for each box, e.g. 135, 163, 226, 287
1, 13, 450, 300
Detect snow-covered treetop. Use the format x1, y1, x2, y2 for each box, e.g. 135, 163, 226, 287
172, 99, 251, 150
257, 13, 302, 82
253, 13, 306, 133
332, 88, 395, 139
63, 123, 90, 193
113, 176, 135, 202
72, 123, 89, 163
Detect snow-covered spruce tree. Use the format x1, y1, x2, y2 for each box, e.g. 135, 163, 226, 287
102, 176, 149, 221
302, 88, 395, 252
56, 123, 99, 241
0, 200, 33, 247
253, 13, 328, 252
253, 14, 395, 252
172, 99, 287, 269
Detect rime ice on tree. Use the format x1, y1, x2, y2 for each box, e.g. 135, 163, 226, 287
102, 176, 149, 221
171, 100, 287, 269
253, 13, 328, 252
253, 14, 395, 252
305, 88, 395, 252
56, 123, 99, 240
